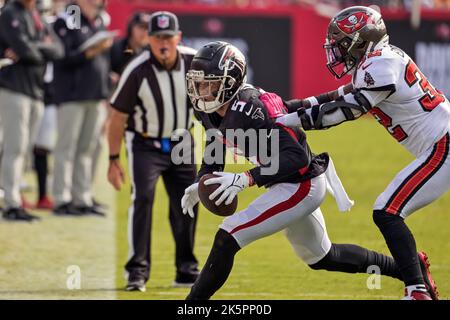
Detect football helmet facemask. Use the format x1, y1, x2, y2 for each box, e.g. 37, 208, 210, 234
186, 41, 247, 113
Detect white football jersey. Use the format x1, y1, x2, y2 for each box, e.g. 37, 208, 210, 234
353, 44, 450, 157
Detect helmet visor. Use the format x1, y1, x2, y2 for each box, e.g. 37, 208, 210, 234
324, 37, 355, 79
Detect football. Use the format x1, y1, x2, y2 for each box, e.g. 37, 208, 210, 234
198, 174, 238, 216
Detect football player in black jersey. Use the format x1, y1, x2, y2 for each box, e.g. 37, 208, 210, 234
181, 41, 432, 300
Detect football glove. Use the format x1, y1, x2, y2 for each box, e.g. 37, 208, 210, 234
205, 171, 253, 206
181, 183, 199, 218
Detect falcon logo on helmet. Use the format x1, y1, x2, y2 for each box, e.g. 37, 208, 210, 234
186, 41, 247, 114
218, 47, 246, 73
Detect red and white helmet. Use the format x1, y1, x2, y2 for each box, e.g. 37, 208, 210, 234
324, 6, 388, 79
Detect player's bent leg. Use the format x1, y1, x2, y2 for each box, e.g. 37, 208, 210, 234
284, 208, 402, 280
373, 210, 439, 299
220, 175, 326, 248
372, 133, 450, 299
309, 243, 402, 281
187, 176, 326, 300
186, 229, 240, 300
373, 210, 428, 297
284, 208, 331, 265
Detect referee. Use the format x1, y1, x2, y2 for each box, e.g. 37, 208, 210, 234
108, 11, 199, 292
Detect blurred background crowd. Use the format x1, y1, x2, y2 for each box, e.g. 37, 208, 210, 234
2, 0, 450, 12
91, 0, 450, 10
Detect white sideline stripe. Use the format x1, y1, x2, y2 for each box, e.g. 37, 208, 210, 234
152, 291, 401, 299
125, 132, 136, 276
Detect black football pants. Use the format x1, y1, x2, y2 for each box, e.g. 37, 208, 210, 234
124, 133, 198, 282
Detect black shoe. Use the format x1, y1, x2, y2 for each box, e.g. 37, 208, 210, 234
92, 198, 108, 211
173, 271, 199, 288
53, 203, 85, 216
3, 207, 40, 222
125, 278, 146, 292
75, 205, 106, 217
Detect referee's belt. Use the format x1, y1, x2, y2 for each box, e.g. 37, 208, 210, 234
136, 132, 191, 154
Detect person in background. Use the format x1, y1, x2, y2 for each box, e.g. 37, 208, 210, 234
52, 0, 112, 216
108, 11, 199, 292
32, 0, 57, 210
0, 0, 64, 221
110, 11, 151, 76
89, 0, 112, 212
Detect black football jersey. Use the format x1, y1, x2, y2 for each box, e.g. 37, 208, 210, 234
194, 85, 328, 187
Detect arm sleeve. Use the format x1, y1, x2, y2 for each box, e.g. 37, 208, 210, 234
249, 124, 310, 187
301, 88, 392, 130
0, 10, 44, 65
110, 67, 138, 114
284, 83, 353, 113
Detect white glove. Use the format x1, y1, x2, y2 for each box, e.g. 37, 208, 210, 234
275, 112, 302, 127
181, 183, 199, 218
205, 171, 252, 206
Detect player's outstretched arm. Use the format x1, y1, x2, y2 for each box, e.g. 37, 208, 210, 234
277, 88, 392, 130
284, 83, 354, 112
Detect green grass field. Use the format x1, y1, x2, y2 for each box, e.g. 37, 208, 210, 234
0, 118, 448, 299
116, 118, 450, 300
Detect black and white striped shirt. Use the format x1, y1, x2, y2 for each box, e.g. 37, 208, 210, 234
110, 46, 196, 138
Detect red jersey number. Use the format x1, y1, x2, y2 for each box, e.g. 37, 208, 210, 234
369, 107, 408, 142
405, 60, 444, 111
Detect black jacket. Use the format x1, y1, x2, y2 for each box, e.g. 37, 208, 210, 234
52, 10, 111, 104
194, 85, 329, 188
110, 37, 148, 75
0, 1, 64, 99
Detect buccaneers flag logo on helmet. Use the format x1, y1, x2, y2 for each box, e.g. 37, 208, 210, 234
336, 11, 374, 34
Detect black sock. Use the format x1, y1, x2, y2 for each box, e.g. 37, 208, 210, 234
186, 229, 241, 300
33, 147, 48, 200
373, 210, 423, 286
310, 243, 402, 280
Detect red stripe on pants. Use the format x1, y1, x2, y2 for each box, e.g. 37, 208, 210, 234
386, 134, 448, 214
230, 179, 311, 234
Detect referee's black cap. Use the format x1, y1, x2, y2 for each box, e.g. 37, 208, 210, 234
148, 11, 180, 36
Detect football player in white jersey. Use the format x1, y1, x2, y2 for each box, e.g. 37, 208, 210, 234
277, 6, 446, 300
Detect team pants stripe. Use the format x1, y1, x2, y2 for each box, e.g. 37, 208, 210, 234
384, 133, 449, 215
230, 179, 311, 234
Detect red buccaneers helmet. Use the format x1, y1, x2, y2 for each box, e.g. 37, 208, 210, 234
324, 6, 387, 79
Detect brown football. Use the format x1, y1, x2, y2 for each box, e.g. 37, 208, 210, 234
198, 174, 238, 217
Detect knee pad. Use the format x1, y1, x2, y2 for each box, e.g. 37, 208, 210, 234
308, 245, 335, 271
212, 229, 241, 255
373, 209, 401, 229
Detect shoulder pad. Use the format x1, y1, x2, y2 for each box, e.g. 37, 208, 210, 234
355, 52, 400, 90
236, 85, 259, 101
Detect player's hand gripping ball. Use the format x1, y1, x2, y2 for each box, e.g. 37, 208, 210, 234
198, 174, 238, 216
